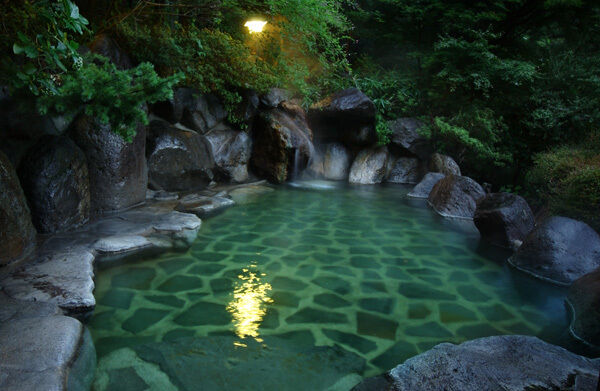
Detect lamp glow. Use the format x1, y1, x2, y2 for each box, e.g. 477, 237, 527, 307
244, 20, 267, 33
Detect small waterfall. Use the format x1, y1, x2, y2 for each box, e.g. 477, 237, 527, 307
291, 148, 302, 181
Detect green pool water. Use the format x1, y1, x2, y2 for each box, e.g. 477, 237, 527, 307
88, 183, 569, 391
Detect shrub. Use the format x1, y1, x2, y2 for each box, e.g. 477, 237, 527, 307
527, 145, 600, 231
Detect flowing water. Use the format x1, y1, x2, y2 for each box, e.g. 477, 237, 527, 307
88, 184, 570, 391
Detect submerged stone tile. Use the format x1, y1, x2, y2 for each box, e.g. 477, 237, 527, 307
145, 295, 185, 308
322, 266, 355, 277
209, 278, 233, 295
323, 329, 377, 354
357, 312, 398, 340
188, 263, 227, 275
297, 264, 316, 277
261, 307, 280, 329
439, 303, 478, 323
398, 282, 456, 301
173, 302, 230, 326
122, 308, 170, 334
163, 329, 196, 341
111, 268, 156, 290
100, 289, 134, 310
286, 307, 348, 324
386, 267, 413, 281
313, 293, 351, 308
405, 322, 453, 338
107, 367, 149, 391
350, 257, 380, 269
312, 276, 351, 295
408, 303, 432, 319
272, 291, 301, 307
360, 281, 387, 294
273, 330, 315, 346
371, 341, 418, 370
157, 276, 203, 293
158, 258, 193, 274
94, 336, 155, 358
456, 285, 491, 303
504, 322, 535, 335
358, 298, 394, 314
271, 276, 308, 291
479, 303, 515, 322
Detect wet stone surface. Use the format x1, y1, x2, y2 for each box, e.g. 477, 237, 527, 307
89, 185, 569, 389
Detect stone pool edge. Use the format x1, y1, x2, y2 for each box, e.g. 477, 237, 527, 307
0, 181, 270, 390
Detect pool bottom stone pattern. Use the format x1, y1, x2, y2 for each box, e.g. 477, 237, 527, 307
89, 185, 568, 391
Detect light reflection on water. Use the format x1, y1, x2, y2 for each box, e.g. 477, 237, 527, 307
226, 263, 273, 345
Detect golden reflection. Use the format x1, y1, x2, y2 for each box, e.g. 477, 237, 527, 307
226, 264, 273, 344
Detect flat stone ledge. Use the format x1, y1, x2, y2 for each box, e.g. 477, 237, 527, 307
0, 293, 94, 391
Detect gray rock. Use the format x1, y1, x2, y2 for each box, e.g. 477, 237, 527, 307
18, 135, 90, 234
89, 34, 132, 70
0, 150, 36, 266
428, 175, 486, 219
388, 118, 431, 159
205, 127, 252, 183
567, 268, 600, 347
250, 102, 314, 183
0, 205, 201, 314
70, 115, 147, 214
0, 292, 60, 323
147, 119, 214, 191
260, 88, 292, 108
474, 192, 535, 249
349, 147, 391, 184
386, 157, 422, 184
323, 143, 352, 181
228, 184, 275, 204
407, 172, 445, 198
235, 89, 259, 125
309, 88, 375, 122
0, 314, 93, 391
379, 336, 600, 391
509, 216, 600, 285
176, 193, 235, 218
146, 189, 179, 202
308, 88, 377, 147
429, 153, 461, 176
178, 89, 227, 134
0, 246, 96, 314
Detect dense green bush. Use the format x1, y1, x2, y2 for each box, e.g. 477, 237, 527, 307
527, 145, 600, 230
1, 0, 178, 139
347, 0, 600, 185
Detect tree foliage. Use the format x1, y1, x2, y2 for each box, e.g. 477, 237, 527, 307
348, 0, 600, 183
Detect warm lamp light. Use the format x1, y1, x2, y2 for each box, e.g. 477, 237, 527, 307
244, 20, 267, 33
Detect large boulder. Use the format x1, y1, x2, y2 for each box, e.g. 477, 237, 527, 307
205, 127, 252, 183
349, 147, 390, 184
260, 88, 292, 108
0, 294, 96, 391
89, 34, 133, 70
428, 175, 486, 219
474, 192, 535, 249
353, 336, 599, 391
151, 88, 227, 133
179, 89, 227, 134
250, 102, 314, 183
70, 115, 147, 214
323, 143, 352, 181
18, 136, 90, 234
567, 268, 600, 347
407, 172, 445, 198
308, 88, 377, 147
146, 120, 214, 191
508, 216, 600, 285
429, 153, 461, 176
388, 118, 431, 159
0, 151, 36, 266
386, 157, 422, 184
